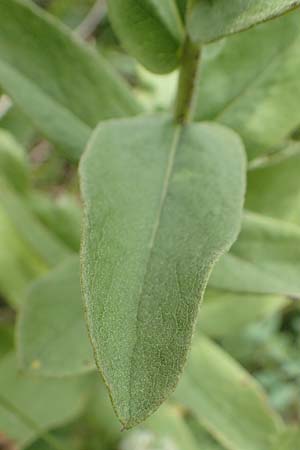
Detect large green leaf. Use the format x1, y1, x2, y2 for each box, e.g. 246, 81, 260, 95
187, 0, 300, 43
174, 336, 283, 450
198, 290, 288, 338
17, 257, 95, 377
195, 11, 300, 160
107, 0, 184, 74
80, 115, 246, 427
0, 0, 141, 160
246, 142, 300, 226
0, 353, 88, 448
210, 212, 300, 297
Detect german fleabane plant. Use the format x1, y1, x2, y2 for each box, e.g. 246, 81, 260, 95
1, 0, 300, 449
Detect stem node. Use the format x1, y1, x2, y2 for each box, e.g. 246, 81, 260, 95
174, 37, 201, 124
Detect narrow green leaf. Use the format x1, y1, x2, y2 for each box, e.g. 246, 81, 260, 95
0, 186, 73, 267
0, 205, 46, 308
80, 115, 246, 427
185, 415, 226, 450
0, 324, 14, 359
198, 290, 288, 338
0, 353, 88, 448
17, 257, 95, 377
187, 0, 300, 43
0, 129, 29, 192
195, 10, 300, 160
107, 0, 184, 74
28, 192, 81, 252
246, 142, 300, 226
210, 212, 300, 297
0, 0, 141, 160
174, 336, 283, 450
0, 105, 35, 148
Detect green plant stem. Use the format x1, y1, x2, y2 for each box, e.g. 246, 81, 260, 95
174, 36, 201, 124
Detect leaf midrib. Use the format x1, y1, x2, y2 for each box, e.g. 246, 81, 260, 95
127, 124, 183, 425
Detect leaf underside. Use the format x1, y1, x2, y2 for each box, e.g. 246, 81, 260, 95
80, 115, 246, 428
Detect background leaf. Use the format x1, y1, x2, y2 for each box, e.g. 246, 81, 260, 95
17, 256, 95, 377
0, 0, 141, 160
176, 0, 188, 20
246, 142, 300, 225
0, 185, 74, 268
174, 336, 283, 450
195, 10, 300, 160
0, 129, 29, 192
0, 353, 89, 448
187, 0, 300, 43
28, 192, 81, 252
0, 205, 46, 308
210, 212, 300, 297
272, 428, 300, 450
198, 290, 289, 338
108, 0, 184, 74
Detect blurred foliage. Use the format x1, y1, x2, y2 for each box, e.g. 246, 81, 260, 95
0, 0, 300, 449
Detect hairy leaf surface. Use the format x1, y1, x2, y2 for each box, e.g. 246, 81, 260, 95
188, 0, 300, 43
0, 0, 141, 160
17, 257, 95, 377
108, 0, 184, 73
80, 115, 246, 427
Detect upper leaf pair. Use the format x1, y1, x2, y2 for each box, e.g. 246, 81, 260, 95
108, 0, 300, 74
188, 0, 300, 43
